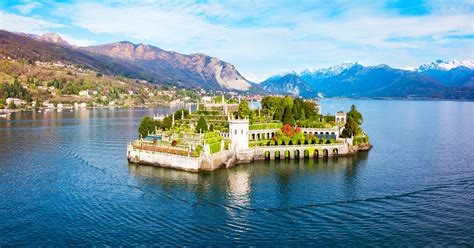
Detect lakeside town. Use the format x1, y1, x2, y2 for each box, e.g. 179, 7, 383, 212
0, 58, 265, 115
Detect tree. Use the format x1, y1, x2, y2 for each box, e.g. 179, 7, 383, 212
238, 100, 252, 119
347, 104, 363, 125
282, 105, 295, 125
282, 96, 294, 108
292, 103, 299, 120
273, 104, 285, 121
341, 117, 361, 138
138, 116, 157, 138
196, 116, 208, 132
262, 96, 282, 114
302, 101, 318, 119
300, 108, 306, 120
175, 109, 189, 120
161, 116, 172, 130
293, 98, 304, 120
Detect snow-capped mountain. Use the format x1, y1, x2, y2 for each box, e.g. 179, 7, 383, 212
417, 60, 474, 72
300, 61, 365, 79
415, 60, 474, 87
260, 60, 474, 99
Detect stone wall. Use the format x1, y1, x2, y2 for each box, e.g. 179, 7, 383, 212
128, 145, 201, 172
128, 143, 355, 172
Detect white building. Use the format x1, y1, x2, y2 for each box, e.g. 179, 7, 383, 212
229, 118, 249, 151
336, 111, 347, 124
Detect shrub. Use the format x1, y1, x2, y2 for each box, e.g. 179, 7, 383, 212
209, 142, 221, 154
171, 140, 178, 146
224, 139, 231, 150
203, 131, 219, 139
281, 124, 295, 137
249, 122, 283, 130
204, 136, 223, 144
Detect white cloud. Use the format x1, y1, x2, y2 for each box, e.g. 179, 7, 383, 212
2, 0, 472, 79
13, 2, 43, 14
0, 11, 64, 34
57, 33, 97, 47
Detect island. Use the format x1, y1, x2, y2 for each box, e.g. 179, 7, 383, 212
127, 95, 371, 172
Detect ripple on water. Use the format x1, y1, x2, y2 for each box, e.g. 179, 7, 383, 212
1, 104, 474, 246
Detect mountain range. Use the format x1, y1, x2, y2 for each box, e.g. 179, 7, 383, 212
261, 60, 474, 100
0, 30, 252, 91
0, 29, 473, 100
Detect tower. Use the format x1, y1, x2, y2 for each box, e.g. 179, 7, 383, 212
229, 118, 249, 151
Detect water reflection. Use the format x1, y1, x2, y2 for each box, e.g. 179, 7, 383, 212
127, 154, 367, 209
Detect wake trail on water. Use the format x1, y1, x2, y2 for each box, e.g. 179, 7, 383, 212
26, 131, 474, 215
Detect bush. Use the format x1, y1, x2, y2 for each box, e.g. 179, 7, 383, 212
324, 115, 335, 122
249, 122, 283, 130
204, 131, 219, 139
353, 135, 369, 145
224, 139, 231, 150
204, 136, 223, 144
209, 142, 221, 154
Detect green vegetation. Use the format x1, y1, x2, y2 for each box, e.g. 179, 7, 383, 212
209, 142, 222, 154
237, 100, 252, 119
250, 124, 340, 147
1, 78, 31, 101
196, 116, 208, 132
0, 59, 199, 110
353, 135, 369, 145
341, 105, 363, 138
249, 122, 283, 130
282, 105, 295, 125
260, 96, 325, 127
8, 100, 16, 109
138, 116, 159, 138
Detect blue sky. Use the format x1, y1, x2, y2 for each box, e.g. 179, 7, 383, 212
0, 0, 473, 81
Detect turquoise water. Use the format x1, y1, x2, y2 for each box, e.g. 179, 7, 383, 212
1, 100, 473, 246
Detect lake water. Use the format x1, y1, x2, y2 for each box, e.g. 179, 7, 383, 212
1, 100, 473, 246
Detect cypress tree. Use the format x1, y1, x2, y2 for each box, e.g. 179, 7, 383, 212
282, 105, 295, 125
196, 116, 208, 132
